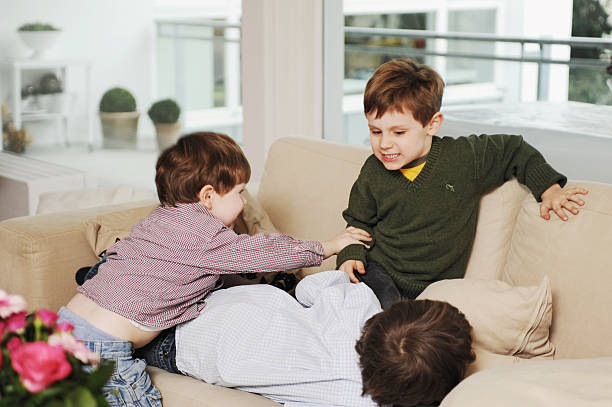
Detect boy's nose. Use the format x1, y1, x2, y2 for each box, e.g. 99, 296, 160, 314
379, 133, 393, 149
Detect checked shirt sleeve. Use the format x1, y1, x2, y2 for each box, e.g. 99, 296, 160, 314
199, 227, 324, 274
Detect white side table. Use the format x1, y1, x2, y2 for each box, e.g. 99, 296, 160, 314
0, 150, 87, 221
0, 58, 93, 150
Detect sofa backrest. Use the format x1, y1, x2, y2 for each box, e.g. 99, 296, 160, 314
502, 181, 612, 359
257, 137, 371, 273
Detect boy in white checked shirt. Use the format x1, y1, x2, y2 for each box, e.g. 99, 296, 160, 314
155, 270, 474, 407
57, 132, 370, 407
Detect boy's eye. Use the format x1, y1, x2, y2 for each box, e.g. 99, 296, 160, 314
370, 129, 382, 135
395, 131, 406, 136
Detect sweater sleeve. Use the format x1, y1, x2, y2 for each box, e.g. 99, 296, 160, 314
336, 159, 378, 268
470, 134, 567, 201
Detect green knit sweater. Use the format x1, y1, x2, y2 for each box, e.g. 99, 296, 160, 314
336, 134, 566, 298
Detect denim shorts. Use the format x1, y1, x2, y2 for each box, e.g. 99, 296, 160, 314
58, 307, 162, 407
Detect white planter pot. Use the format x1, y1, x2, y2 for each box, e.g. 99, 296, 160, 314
99, 111, 140, 149
155, 123, 182, 151
17, 31, 61, 58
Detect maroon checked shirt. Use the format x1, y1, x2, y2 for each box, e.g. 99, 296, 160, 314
78, 202, 324, 329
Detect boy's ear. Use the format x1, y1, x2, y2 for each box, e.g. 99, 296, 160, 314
427, 112, 444, 136
198, 185, 215, 209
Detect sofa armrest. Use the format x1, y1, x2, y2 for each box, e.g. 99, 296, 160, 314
0, 200, 156, 312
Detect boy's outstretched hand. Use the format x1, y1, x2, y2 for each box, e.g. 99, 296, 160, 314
540, 184, 588, 221
322, 227, 371, 259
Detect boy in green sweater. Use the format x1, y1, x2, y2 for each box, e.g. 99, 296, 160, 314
337, 58, 588, 309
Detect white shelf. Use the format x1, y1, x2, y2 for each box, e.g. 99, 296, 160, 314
0, 58, 93, 151
16, 112, 67, 121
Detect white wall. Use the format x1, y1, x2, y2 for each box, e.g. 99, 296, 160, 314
0, 0, 156, 146
242, 0, 324, 181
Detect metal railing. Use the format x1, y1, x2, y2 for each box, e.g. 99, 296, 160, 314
156, 18, 241, 42
345, 26, 612, 100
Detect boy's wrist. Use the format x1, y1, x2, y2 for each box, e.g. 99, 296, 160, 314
526, 164, 567, 202
336, 244, 367, 269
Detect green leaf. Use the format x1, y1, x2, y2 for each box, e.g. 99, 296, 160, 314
85, 361, 114, 391
66, 386, 97, 407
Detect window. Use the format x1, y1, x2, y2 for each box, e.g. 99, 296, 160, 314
154, 1, 242, 143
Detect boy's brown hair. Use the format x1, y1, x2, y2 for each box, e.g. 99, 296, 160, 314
363, 58, 445, 126
155, 132, 250, 206
355, 299, 475, 406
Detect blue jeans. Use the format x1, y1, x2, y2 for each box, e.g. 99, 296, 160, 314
58, 307, 162, 407
134, 327, 179, 374
77, 257, 180, 375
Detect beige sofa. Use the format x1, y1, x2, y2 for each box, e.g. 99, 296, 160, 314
1, 136, 612, 406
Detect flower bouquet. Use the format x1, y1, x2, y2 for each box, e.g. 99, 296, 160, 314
0, 290, 113, 406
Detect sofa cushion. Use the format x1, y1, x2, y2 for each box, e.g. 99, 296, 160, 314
502, 181, 612, 359
464, 179, 529, 280
441, 357, 612, 407
417, 277, 554, 358
465, 348, 529, 377
147, 367, 280, 407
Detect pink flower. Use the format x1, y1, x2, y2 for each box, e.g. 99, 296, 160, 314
0, 320, 5, 341
48, 332, 100, 366
0, 290, 27, 318
7, 337, 22, 352
10, 341, 72, 393
55, 321, 74, 333
6, 311, 27, 333
35, 309, 58, 328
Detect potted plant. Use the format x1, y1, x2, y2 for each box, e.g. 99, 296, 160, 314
147, 98, 181, 150
37, 72, 64, 113
99, 87, 139, 149
17, 23, 61, 58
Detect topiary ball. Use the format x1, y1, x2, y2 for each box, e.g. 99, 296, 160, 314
99, 87, 137, 113
39, 73, 62, 94
147, 99, 181, 124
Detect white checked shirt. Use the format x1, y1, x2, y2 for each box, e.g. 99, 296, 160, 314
78, 202, 323, 329
176, 270, 383, 407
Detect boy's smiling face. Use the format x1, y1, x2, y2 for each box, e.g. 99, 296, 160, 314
367, 109, 442, 171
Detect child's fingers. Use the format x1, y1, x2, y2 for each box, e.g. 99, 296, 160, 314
539, 204, 551, 220
568, 194, 586, 207
569, 187, 589, 196
346, 226, 371, 239
552, 204, 569, 221
355, 261, 366, 275
339, 261, 359, 283
561, 200, 579, 215
346, 268, 359, 283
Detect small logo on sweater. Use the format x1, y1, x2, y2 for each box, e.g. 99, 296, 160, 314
445, 183, 455, 192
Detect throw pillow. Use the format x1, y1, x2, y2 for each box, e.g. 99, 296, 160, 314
416, 277, 554, 359
85, 204, 157, 256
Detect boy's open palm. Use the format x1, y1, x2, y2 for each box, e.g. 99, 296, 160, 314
339, 259, 366, 283
540, 184, 588, 221
322, 227, 371, 259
